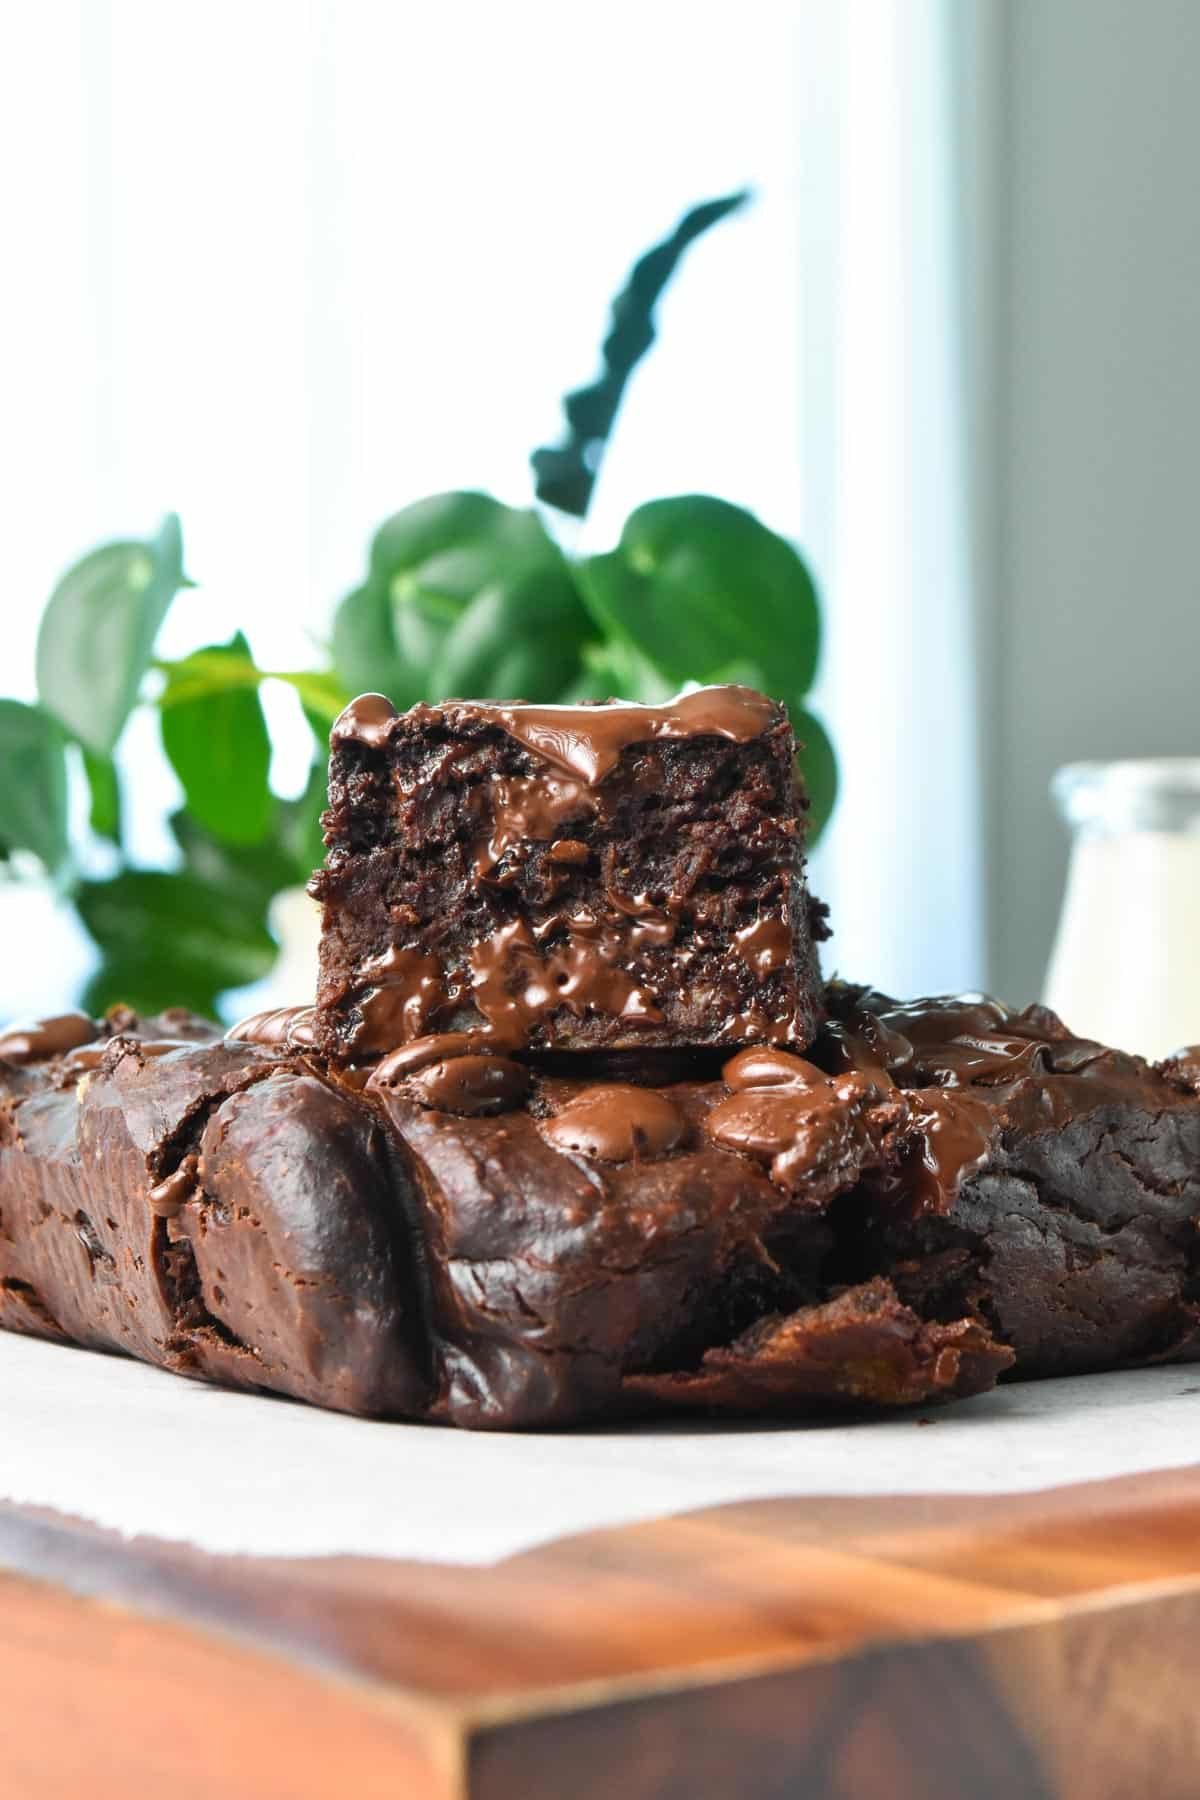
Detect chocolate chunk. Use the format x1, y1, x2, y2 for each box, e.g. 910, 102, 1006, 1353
541, 1084, 687, 1161
406, 1055, 530, 1117
0, 1013, 98, 1063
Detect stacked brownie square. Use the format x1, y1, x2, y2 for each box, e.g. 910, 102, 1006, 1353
0, 685, 1197, 1427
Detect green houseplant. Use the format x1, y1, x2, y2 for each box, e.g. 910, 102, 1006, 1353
0, 195, 834, 1017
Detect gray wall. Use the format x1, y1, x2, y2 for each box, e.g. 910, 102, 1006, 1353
969, 0, 1200, 1003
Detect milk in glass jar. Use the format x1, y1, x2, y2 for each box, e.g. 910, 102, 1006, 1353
1044, 759, 1200, 1061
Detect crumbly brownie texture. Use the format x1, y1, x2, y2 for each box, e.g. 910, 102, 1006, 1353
815, 987, 1200, 1378
1, 994, 1196, 1429
311, 687, 828, 1062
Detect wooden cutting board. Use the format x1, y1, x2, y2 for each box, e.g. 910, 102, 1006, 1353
2, 1465, 1199, 1798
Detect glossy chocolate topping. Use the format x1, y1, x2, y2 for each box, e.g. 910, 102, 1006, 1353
331, 691, 399, 749
147, 1154, 199, 1219
706, 1051, 906, 1202
352, 947, 451, 1052
225, 1005, 318, 1050
368, 1031, 509, 1083
474, 774, 594, 879
405, 1054, 531, 1117
821, 985, 1186, 1214
722, 1046, 826, 1090
468, 916, 662, 1042
541, 1083, 687, 1162
732, 915, 792, 978
331, 685, 779, 784
0, 1012, 98, 1063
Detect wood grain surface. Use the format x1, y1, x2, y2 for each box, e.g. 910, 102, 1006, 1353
3, 1466, 1200, 1797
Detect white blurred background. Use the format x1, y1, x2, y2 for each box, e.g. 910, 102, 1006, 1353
2, 0, 1198, 1015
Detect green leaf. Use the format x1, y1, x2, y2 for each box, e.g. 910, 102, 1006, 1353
329, 584, 396, 707
279, 757, 328, 883
428, 562, 593, 700
83, 956, 231, 1020
76, 869, 277, 1013
82, 749, 122, 844
331, 494, 571, 707
532, 192, 751, 519
169, 810, 303, 911
159, 632, 272, 846
559, 639, 677, 703
792, 705, 838, 846
579, 496, 820, 698
0, 701, 69, 874
36, 512, 188, 756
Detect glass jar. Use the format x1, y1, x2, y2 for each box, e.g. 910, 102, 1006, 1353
1043, 759, 1200, 1061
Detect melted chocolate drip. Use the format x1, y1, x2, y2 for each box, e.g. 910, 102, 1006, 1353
147, 1155, 199, 1219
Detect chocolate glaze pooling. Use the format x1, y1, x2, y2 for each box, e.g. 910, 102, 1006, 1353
541, 1084, 686, 1162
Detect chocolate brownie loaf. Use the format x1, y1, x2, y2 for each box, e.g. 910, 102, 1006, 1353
815, 987, 1200, 1378
0, 1007, 1009, 1427
311, 686, 827, 1062
2, 995, 1196, 1428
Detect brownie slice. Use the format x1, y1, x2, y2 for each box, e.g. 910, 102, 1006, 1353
815, 986, 1200, 1378
310, 686, 827, 1061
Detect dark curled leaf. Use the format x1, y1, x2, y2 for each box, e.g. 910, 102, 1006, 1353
36, 513, 188, 757
0, 701, 68, 875
159, 631, 272, 846
531, 192, 750, 519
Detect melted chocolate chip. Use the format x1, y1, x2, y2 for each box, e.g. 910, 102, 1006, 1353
368, 1030, 511, 1084
732, 915, 792, 978
475, 775, 594, 878
351, 947, 449, 1053
541, 1084, 686, 1162
0, 1013, 99, 1064
706, 1071, 907, 1201
468, 917, 662, 1044
407, 1055, 531, 1117
224, 1006, 317, 1050
722, 1047, 825, 1091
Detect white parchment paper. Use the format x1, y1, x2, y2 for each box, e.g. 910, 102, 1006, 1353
2, 1334, 1196, 1565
